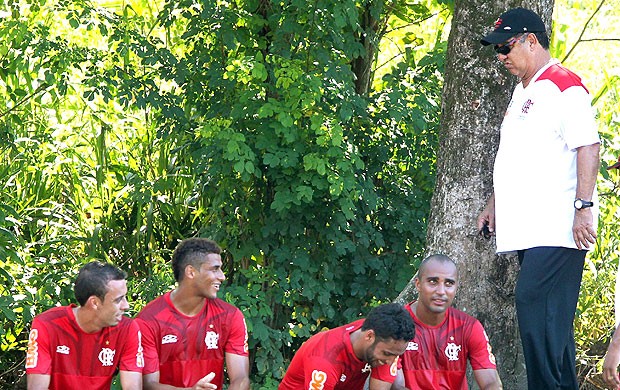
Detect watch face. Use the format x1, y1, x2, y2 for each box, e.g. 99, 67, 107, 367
575, 199, 583, 209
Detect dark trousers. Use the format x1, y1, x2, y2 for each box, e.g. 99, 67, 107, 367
516, 247, 586, 390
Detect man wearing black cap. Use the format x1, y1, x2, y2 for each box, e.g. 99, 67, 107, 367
477, 7, 600, 390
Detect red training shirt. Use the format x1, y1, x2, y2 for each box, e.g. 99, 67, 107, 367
279, 319, 399, 390
25, 304, 144, 390
400, 302, 497, 389
136, 292, 249, 389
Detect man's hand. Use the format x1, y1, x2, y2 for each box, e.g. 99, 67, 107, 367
603, 353, 620, 389
477, 193, 496, 238
572, 209, 596, 249
192, 372, 217, 390
603, 329, 620, 389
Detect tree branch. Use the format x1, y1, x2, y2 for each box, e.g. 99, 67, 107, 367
561, 0, 606, 63
0, 83, 51, 120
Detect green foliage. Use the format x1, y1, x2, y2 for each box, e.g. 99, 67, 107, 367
0, 0, 445, 387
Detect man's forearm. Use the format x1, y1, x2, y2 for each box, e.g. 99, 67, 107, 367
576, 143, 600, 199
228, 378, 250, 390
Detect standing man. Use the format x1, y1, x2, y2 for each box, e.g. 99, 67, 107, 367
26, 261, 143, 390
478, 7, 600, 389
278, 303, 415, 390
394, 254, 502, 389
137, 237, 250, 390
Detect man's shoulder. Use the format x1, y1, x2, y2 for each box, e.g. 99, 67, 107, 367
34, 305, 72, 328
537, 63, 589, 93
116, 315, 139, 331
207, 298, 243, 315
300, 321, 355, 358
446, 307, 481, 325
36, 305, 69, 319
136, 293, 170, 318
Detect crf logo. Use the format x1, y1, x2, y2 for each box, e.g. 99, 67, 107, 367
162, 334, 177, 344
445, 342, 462, 361
406, 341, 418, 351
309, 370, 327, 390
205, 331, 219, 350
99, 348, 116, 366
522, 99, 534, 114
494, 18, 503, 29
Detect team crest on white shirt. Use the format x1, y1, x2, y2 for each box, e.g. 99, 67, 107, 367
205, 330, 219, 349
521, 99, 534, 114
99, 347, 116, 366
444, 342, 462, 361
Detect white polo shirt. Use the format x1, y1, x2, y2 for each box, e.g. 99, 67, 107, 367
493, 59, 599, 253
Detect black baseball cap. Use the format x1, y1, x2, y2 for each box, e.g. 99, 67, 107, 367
480, 8, 546, 46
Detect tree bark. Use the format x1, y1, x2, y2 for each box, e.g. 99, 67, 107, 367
396, 0, 554, 388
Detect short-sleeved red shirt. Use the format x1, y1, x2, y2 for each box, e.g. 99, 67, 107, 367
400, 302, 497, 389
25, 305, 144, 390
136, 292, 249, 389
279, 319, 399, 390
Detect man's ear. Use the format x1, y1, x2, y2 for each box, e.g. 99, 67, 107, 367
363, 329, 376, 343
85, 295, 101, 310
527, 33, 538, 48
184, 264, 196, 280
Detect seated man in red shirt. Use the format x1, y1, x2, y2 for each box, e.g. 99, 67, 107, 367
394, 254, 502, 390
137, 237, 250, 390
26, 261, 143, 390
278, 303, 415, 390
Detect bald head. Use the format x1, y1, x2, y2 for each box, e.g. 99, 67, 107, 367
417, 254, 457, 280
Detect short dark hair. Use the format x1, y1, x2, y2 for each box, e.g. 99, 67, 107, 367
361, 303, 415, 342
417, 254, 457, 280
74, 261, 127, 306
534, 31, 550, 49
172, 238, 222, 281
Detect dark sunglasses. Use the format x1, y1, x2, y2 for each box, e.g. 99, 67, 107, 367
493, 34, 525, 55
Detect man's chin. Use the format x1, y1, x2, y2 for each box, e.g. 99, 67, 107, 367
430, 305, 447, 313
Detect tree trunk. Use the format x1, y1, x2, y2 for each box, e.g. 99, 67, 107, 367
396, 0, 554, 388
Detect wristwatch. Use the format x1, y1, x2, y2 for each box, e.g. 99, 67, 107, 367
574, 198, 594, 210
